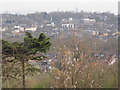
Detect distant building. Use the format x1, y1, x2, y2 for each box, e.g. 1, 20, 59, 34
13, 25, 25, 32
46, 23, 55, 27
6, 19, 14, 24
103, 32, 109, 36
93, 31, 99, 36
25, 25, 37, 32
14, 25, 21, 29
19, 27, 25, 32
62, 23, 75, 29
0, 27, 5, 31
69, 18, 73, 21
83, 18, 96, 24
41, 25, 44, 28
115, 31, 120, 35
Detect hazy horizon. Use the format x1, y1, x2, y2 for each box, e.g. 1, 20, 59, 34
0, 2, 118, 15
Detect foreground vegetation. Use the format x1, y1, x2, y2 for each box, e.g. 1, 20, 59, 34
2, 31, 118, 88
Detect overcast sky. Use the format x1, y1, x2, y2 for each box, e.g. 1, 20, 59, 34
0, 0, 119, 15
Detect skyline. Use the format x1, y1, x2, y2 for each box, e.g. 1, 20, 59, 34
0, 1, 118, 15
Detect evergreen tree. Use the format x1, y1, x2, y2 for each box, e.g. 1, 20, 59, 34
2, 32, 51, 88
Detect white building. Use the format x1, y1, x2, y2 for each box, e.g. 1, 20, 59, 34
14, 25, 21, 29
93, 31, 99, 36
0, 27, 5, 31
13, 25, 25, 32
83, 18, 96, 24
25, 26, 37, 32
69, 18, 73, 21
46, 23, 55, 27
62, 23, 75, 29
19, 27, 25, 32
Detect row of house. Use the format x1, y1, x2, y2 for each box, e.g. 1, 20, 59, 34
61, 18, 96, 29
13, 25, 37, 32
41, 17, 96, 29
92, 30, 119, 37
7, 25, 37, 36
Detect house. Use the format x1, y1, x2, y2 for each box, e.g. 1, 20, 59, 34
103, 32, 109, 36
13, 25, 25, 32
83, 18, 96, 24
46, 23, 55, 27
92, 31, 99, 36
25, 25, 37, 32
115, 31, 120, 35
62, 23, 75, 29
0, 27, 5, 31
69, 18, 73, 21
14, 25, 21, 29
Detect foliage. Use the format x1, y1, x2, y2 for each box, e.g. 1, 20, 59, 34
49, 31, 118, 88
2, 32, 51, 88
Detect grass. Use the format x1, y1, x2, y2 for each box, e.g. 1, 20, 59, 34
26, 73, 52, 88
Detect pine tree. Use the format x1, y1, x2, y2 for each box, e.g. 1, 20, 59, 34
2, 32, 51, 88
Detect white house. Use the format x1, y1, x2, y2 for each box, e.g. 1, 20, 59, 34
46, 23, 55, 27
83, 18, 96, 24
14, 25, 21, 29
69, 18, 73, 21
13, 25, 25, 32
62, 23, 75, 29
92, 31, 99, 36
0, 27, 5, 31
25, 26, 37, 32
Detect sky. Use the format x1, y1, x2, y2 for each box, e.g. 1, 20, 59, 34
0, 0, 119, 15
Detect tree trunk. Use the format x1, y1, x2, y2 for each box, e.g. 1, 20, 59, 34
22, 59, 25, 88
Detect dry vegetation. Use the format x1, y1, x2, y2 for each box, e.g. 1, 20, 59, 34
2, 31, 118, 88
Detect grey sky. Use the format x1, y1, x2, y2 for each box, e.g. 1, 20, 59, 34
0, 2, 118, 15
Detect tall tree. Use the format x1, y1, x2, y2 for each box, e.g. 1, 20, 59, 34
2, 32, 51, 88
